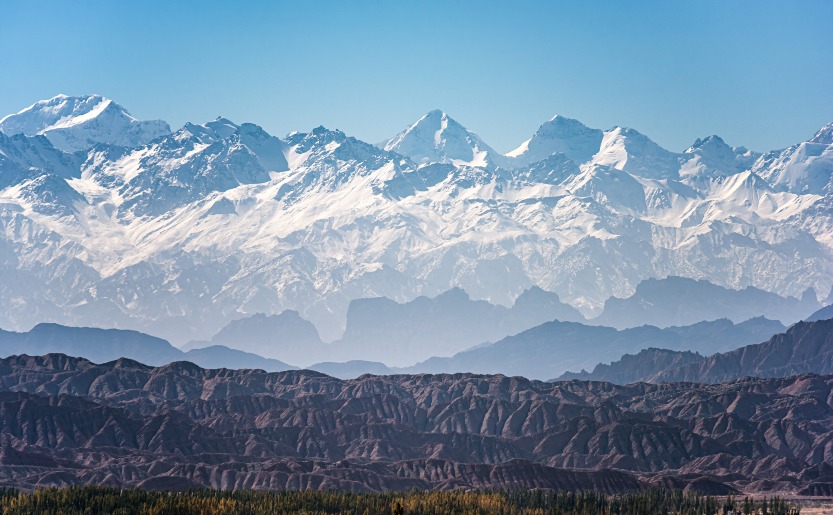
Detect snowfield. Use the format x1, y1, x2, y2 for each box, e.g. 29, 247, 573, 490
0, 94, 831, 343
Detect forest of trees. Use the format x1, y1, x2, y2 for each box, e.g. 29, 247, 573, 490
0, 486, 802, 514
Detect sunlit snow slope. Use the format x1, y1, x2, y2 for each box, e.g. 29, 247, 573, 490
0, 95, 831, 343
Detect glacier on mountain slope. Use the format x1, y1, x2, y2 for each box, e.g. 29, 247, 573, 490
0, 95, 831, 344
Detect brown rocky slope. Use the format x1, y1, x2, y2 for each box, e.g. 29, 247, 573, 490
0, 354, 831, 494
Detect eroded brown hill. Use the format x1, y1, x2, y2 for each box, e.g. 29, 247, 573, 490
0, 354, 831, 494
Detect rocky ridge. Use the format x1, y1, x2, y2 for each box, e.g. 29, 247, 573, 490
0, 354, 831, 493
1, 95, 832, 344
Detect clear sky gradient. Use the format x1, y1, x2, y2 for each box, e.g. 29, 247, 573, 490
1, 0, 831, 152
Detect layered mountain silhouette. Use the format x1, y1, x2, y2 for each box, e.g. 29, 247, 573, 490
187, 283, 803, 369
560, 318, 833, 384
191, 287, 584, 366
657, 318, 833, 383
0, 313, 788, 381
402, 316, 786, 380
558, 348, 706, 384
808, 303, 833, 322
0, 324, 294, 371
594, 277, 820, 329
195, 310, 324, 364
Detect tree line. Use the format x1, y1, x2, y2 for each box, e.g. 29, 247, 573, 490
0, 486, 801, 514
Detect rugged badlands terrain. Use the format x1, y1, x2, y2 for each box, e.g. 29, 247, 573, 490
0, 354, 832, 495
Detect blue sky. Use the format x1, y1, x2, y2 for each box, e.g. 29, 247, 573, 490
1, 0, 831, 152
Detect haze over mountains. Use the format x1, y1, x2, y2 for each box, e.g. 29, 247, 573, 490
405, 316, 789, 380
0, 323, 295, 372
595, 277, 820, 329
196, 286, 584, 367
559, 318, 833, 384
0, 311, 792, 381
0, 94, 831, 346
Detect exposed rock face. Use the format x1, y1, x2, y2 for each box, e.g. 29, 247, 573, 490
0, 354, 830, 493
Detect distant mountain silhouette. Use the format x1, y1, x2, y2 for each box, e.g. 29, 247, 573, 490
807, 304, 833, 322
183, 345, 297, 372
401, 317, 785, 380
559, 318, 833, 384
1, 314, 789, 382
200, 287, 584, 367
308, 360, 394, 378
557, 348, 706, 383
657, 318, 833, 383
331, 287, 584, 366
0, 323, 295, 371
0, 323, 183, 365
593, 277, 820, 329
201, 310, 325, 365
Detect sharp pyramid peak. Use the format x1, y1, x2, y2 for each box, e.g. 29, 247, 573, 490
413, 109, 464, 130
382, 110, 503, 167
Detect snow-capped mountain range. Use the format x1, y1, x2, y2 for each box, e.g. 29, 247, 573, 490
0, 94, 831, 343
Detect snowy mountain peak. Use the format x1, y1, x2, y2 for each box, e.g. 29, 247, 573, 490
286, 126, 347, 148
591, 126, 681, 179
424, 108, 446, 120
506, 115, 603, 166
0, 130, 82, 184
0, 98, 830, 346
680, 134, 759, 179
203, 117, 240, 139
380, 110, 506, 167
752, 122, 833, 194
178, 117, 242, 144
0, 94, 111, 133
547, 115, 594, 133
810, 123, 833, 145
687, 135, 728, 152
0, 94, 170, 152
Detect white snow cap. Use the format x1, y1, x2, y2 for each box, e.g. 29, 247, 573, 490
380, 109, 508, 168
0, 94, 170, 152
811, 123, 833, 145
506, 115, 604, 166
